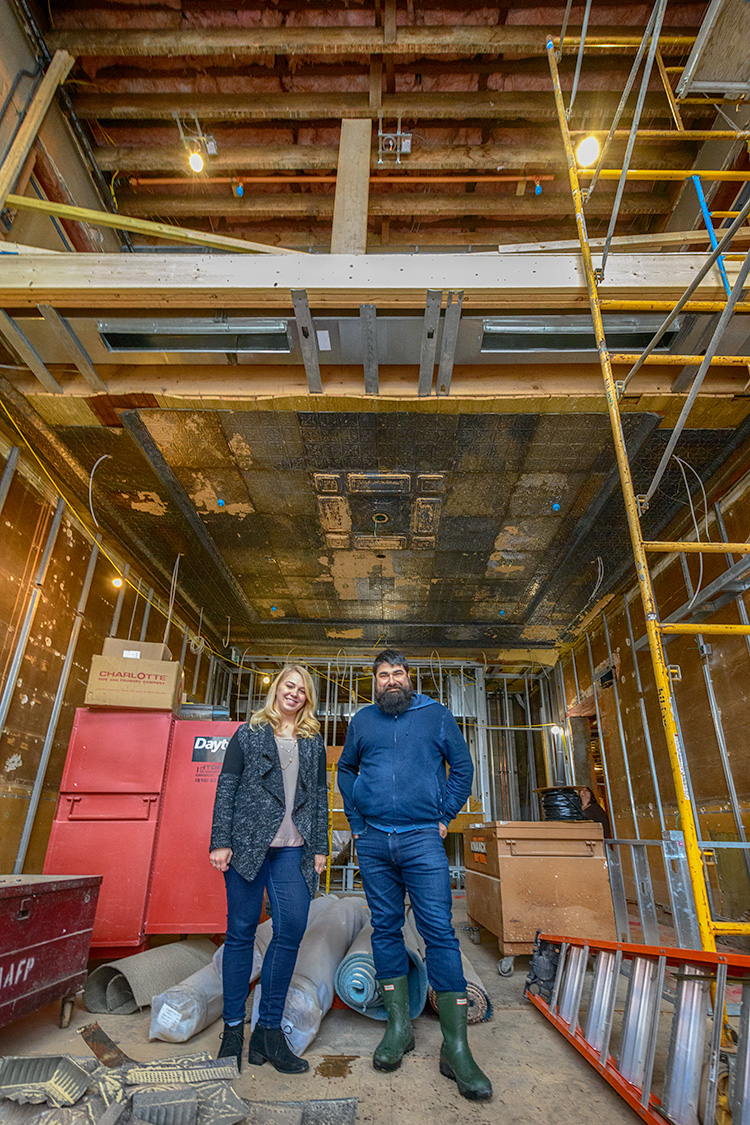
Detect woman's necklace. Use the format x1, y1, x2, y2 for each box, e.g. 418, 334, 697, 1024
276, 731, 297, 770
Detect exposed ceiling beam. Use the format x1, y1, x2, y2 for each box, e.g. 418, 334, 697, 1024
117, 193, 670, 220
6, 192, 304, 254
48, 27, 696, 59
0, 312, 62, 393
0, 252, 734, 312
97, 141, 586, 175
71, 90, 703, 124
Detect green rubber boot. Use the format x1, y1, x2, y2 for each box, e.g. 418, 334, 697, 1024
373, 975, 415, 1072
436, 991, 493, 1101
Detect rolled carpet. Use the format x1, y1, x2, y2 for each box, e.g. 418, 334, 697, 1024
427, 953, 493, 1023
402, 905, 493, 1024
84, 939, 216, 1014
334, 921, 428, 1021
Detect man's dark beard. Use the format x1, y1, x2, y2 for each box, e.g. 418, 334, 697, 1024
376, 683, 415, 715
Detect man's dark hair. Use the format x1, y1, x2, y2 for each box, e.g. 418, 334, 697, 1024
373, 649, 409, 674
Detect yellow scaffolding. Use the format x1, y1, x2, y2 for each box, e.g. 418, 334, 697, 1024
546, 39, 750, 953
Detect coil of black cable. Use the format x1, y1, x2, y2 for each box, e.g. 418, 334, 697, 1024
541, 787, 587, 821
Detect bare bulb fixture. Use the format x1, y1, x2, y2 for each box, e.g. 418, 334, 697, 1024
263, 675, 271, 685
112, 577, 123, 588
188, 149, 204, 173
550, 724, 564, 737
575, 136, 600, 168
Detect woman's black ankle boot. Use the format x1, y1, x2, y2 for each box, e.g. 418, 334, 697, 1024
247, 1025, 309, 1073
217, 1022, 244, 1072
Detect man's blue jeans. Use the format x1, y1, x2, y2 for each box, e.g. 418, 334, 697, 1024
356, 825, 465, 992
222, 846, 309, 1027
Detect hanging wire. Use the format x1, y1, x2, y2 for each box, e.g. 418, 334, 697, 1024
163, 552, 182, 645
674, 455, 711, 609
88, 453, 111, 528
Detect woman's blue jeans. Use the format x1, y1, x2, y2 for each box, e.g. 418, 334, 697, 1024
355, 825, 466, 992
222, 846, 309, 1027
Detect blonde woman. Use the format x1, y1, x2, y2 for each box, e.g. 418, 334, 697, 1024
210, 665, 328, 1073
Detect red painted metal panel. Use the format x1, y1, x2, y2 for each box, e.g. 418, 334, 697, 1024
0, 875, 101, 1028
45, 819, 159, 948
146, 721, 241, 934
60, 708, 174, 793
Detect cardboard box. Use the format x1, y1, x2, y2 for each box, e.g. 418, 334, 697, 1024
102, 638, 172, 662
85, 657, 183, 712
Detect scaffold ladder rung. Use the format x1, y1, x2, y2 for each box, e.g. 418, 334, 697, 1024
525, 933, 750, 1125
643, 540, 750, 555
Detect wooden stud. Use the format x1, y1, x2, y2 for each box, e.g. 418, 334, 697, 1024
331, 119, 373, 255
37, 305, 109, 393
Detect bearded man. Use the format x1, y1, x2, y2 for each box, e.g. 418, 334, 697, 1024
337, 649, 492, 1101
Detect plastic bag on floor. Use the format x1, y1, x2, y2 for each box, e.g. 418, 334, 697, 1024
251, 896, 368, 1055
149, 945, 224, 1042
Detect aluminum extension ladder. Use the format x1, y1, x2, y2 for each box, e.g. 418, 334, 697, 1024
524, 932, 750, 1125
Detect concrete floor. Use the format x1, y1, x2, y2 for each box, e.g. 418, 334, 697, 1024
0, 897, 639, 1125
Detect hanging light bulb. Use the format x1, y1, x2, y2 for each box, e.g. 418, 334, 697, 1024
112, 576, 123, 588
188, 149, 204, 173
262, 675, 271, 685
575, 136, 600, 168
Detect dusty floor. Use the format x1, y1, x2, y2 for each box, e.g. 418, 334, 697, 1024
0, 897, 639, 1125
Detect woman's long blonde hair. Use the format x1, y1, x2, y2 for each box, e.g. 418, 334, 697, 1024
248, 664, 320, 738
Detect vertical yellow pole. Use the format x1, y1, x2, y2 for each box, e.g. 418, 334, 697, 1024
326, 760, 336, 894
546, 39, 715, 952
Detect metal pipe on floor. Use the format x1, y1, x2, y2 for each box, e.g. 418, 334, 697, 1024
14, 536, 101, 874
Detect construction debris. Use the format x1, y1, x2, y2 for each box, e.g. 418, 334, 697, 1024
0, 1056, 91, 1107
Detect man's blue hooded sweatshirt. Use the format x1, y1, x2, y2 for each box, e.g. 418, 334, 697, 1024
337, 693, 474, 836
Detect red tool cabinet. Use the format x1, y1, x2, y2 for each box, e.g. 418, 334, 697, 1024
0, 874, 101, 1028
44, 709, 240, 954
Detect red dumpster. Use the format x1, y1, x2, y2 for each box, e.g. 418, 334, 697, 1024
0, 874, 101, 1028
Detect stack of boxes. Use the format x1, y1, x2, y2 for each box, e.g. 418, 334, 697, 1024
84, 638, 184, 714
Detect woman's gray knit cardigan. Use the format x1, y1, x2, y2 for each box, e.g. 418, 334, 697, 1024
210, 721, 329, 898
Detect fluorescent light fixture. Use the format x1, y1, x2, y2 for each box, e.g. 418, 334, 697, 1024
98, 318, 292, 354
575, 136, 600, 167
481, 315, 680, 353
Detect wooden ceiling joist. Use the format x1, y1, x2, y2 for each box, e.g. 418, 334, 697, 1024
117, 192, 671, 220
48, 26, 696, 59
97, 141, 577, 175
0, 252, 735, 312
71, 91, 703, 125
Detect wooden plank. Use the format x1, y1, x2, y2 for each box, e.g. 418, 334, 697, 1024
501, 229, 750, 253
0, 51, 74, 211
330, 119, 372, 255
47, 27, 696, 58
5, 193, 304, 255
36, 306, 109, 393
0, 252, 737, 312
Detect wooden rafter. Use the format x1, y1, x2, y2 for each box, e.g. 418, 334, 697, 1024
48, 27, 696, 58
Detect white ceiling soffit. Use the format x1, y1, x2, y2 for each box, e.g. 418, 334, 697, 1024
676, 0, 750, 97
